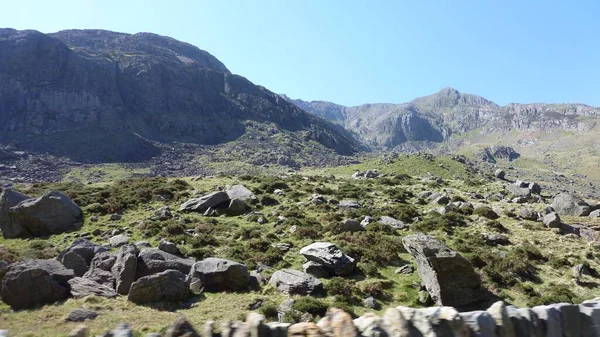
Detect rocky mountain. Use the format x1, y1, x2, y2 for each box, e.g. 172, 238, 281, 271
0, 29, 359, 163
285, 87, 600, 150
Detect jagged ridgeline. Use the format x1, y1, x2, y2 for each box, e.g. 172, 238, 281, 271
0, 29, 360, 163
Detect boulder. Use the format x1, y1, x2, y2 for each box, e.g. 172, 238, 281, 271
1, 259, 75, 310
531, 305, 562, 337
66, 309, 98, 322
300, 242, 356, 276
109, 234, 130, 247
519, 208, 539, 221
338, 200, 361, 209
0, 189, 30, 238
303, 261, 329, 278
158, 239, 181, 256
494, 169, 506, 179
155, 206, 173, 220
136, 248, 195, 279
269, 269, 324, 295
543, 212, 561, 228
68, 277, 117, 298
188, 258, 249, 293
112, 244, 138, 295
589, 210, 600, 218
179, 191, 229, 212
552, 193, 591, 216
363, 297, 380, 310
340, 219, 364, 232
128, 269, 190, 304
227, 198, 248, 216
83, 268, 116, 288
57, 239, 109, 276
402, 233, 483, 308
507, 181, 541, 197
431, 195, 450, 205
379, 216, 407, 229
165, 317, 200, 337
226, 185, 257, 203
1, 191, 82, 238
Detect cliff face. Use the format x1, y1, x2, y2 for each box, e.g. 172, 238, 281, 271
0, 29, 359, 162
286, 87, 599, 150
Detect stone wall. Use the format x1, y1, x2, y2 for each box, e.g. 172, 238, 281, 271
56, 298, 600, 337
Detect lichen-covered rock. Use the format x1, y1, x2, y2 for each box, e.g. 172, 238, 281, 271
136, 248, 195, 279
300, 242, 355, 276
68, 277, 117, 298
128, 269, 189, 304
552, 193, 591, 216
188, 258, 249, 293
179, 192, 229, 212
269, 269, 323, 295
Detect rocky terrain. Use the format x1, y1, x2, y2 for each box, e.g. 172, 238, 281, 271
1, 154, 600, 335
285, 87, 600, 150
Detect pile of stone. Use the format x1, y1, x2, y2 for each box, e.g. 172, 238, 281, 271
65, 299, 600, 337
0, 239, 251, 309
351, 170, 379, 179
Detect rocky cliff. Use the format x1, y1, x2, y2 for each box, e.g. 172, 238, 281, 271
0, 29, 359, 162
286, 87, 600, 150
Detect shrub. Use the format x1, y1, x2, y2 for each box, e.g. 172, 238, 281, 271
474, 207, 499, 220
451, 196, 466, 202
485, 220, 509, 233
384, 188, 413, 202
378, 204, 419, 223
292, 297, 328, 317
326, 277, 356, 298
259, 302, 279, 321
336, 183, 364, 199
412, 211, 467, 234
527, 284, 581, 306
358, 279, 392, 298
337, 231, 405, 267
260, 195, 279, 206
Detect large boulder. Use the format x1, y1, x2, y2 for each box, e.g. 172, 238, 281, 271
57, 239, 110, 276
402, 233, 484, 308
136, 248, 195, 279
179, 191, 229, 212
552, 193, 591, 217
68, 277, 117, 298
269, 269, 323, 295
226, 185, 257, 203
128, 269, 190, 304
506, 181, 541, 197
299, 242, 356, 276
379, 216, 407, 229
0, 189, 30, 238
1, 259, 75, 310
188, 258, 249, 293
112, 244, 138, 295
1, 191, 83, 238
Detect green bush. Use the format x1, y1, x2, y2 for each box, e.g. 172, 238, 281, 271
326, 277, 356, 298
527, 284, 581, 306
412, 211, 467, 233
337, 231, 405, 267
259, 302, 279, 321
292, 297, 328, 317
378, 204, 419, 223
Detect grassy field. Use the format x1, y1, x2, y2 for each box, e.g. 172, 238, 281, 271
2, 154, 600, 335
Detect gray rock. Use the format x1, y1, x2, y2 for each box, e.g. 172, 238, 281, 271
269, 269, 323, 295
109, 234, 130, 247
226, 185, 257, 203
179, 191, 229, 212
460, 310, 497, 337
66, 309, 98, 322
135, 240, 152, 249
573, 264, 593, 278
110, 323, 134, 337
83, 267, 116, 288
360, 216, 372, 227
395, 265, 414, 274
57, 239, 109, 276
507, 181, 541, 197
112, 244, 138, 295
431, 195, 450, 205
128, 269, 189, 304
257, 216, 268, 224
519, 208, 539, 221
165, 317, 200, 337
188, 258, 249, 293
136, 248, 195, 279
0, 189, 30, 238
548, 303, 581, 337
402, 233, 483, 308
302, 261, 329, 278
341, 218, 364, 232
531, 305, 562, 337
110, 214, 122, 221
158, 239, 181, 256
589, 209, 600, 218
60, 251, 89, 277
515, 307, 544, 337
363, 297, 380, 310
494, 169, 506, 179
486, 301, 515, 337
227, 198, 248, 216
579, 301, 600, 337
543, 212, 561, 228
155, 206, 172, 220
299, 242, 356, 276
379, 216, 407, 229
552, 193, 591, 216
483, 233, 510, 246
68, 277, 118, 298
338, 200, 361, 209
1, 191, 82, 238
1, 259, 75, 310
88, 251, 116, 271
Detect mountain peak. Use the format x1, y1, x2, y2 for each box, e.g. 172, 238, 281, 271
437, 87, 460, 96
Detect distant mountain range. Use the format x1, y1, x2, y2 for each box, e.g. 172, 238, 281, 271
283, 88, 599, 150
0, 28, 359, 163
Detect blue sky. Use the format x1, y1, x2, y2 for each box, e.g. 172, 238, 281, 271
1, 0, 598, 106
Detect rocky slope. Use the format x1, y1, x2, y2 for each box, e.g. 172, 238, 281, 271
0, 28, 359, 163
285, 87, 600, 150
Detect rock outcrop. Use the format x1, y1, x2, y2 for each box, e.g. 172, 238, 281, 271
269, 269, 323, 295
128, 269, 190, 304
188, 258, 249, 293
552, 193, 591, 217
299, 242, 356, 277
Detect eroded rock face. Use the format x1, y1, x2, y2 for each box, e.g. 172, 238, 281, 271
269, 269, 323, 295
128, 269, 190, 304
552, 193, 591, 216
402, 233, 484, 308
1, 259, 75, 310
299, 242, 355, 277
0, 191, 82, 238
188, 258, 249, 293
